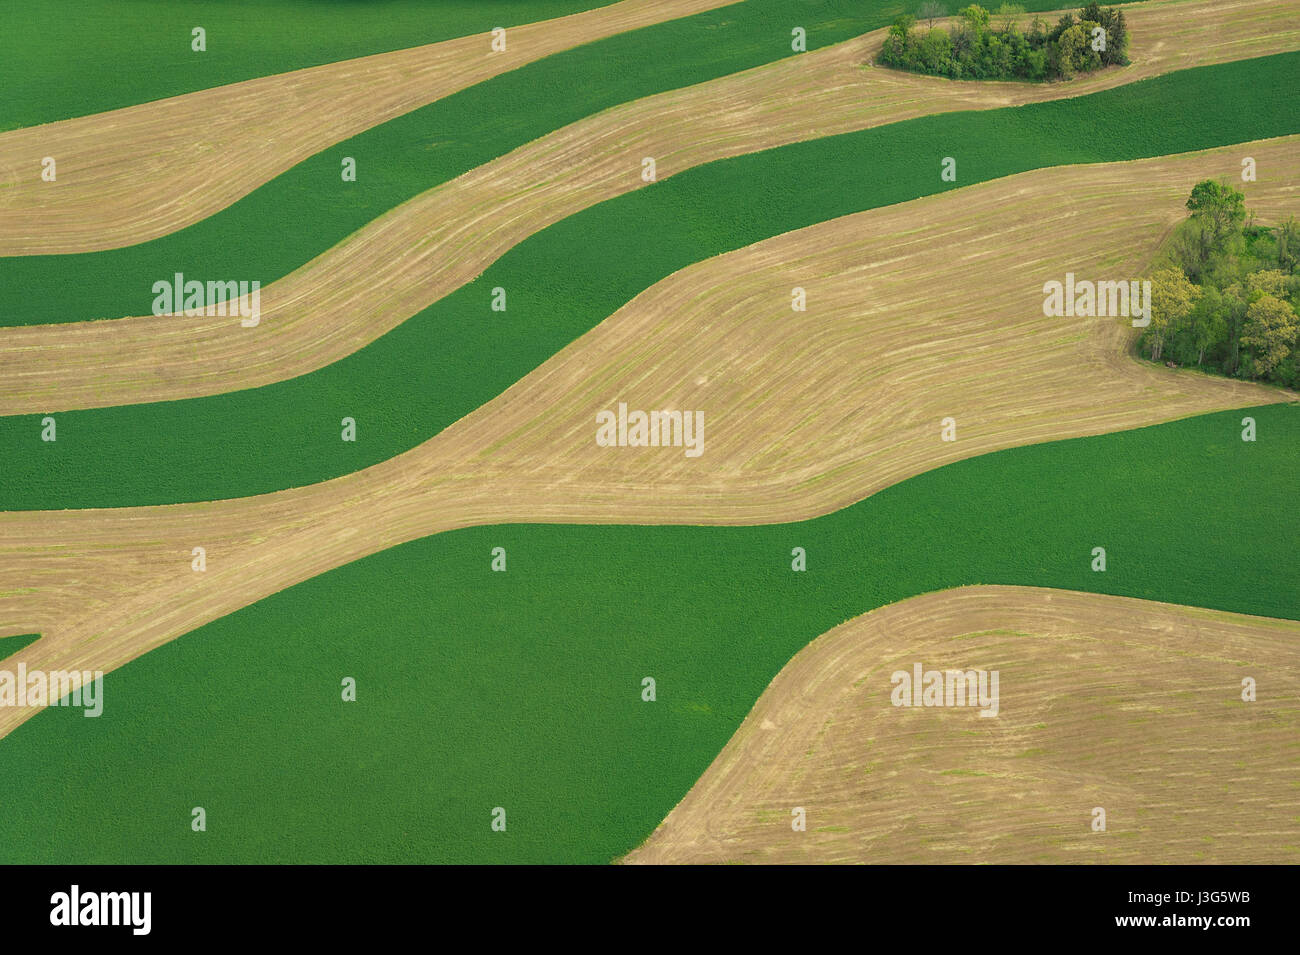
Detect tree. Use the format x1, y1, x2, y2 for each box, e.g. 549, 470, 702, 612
959, 4, 990, 32
1101, 7, 1129, 64
1185, 179, 1246, 269
880, 16, 916, 67
1147, 266, 1199, 361
1077, 1, 1117, 61
1165, 217, 1211, 282
880, 2, 1118, 82
919, 27, 956, 75
952, 20, 975, 58
1241, 293, 1299, 377
1188, 286, 1227, 366
1023, 45, 1047, 79
1049, 11, 1076, 42
918, 2, 948, 30
1054, 23, 1086, 78
1077, 17, 1103, 71
1220, 283, 1249, 374
995, 3, 1025, 33
1277, 216, 1300, 273
1246, 269, 1290, 299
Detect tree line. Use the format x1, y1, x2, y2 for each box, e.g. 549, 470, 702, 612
878, 3, 1129, 81
1142, 180, 1300, 388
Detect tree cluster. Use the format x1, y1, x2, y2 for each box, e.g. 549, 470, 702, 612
879, 3, 1129, 81
1141, 179, 1300, 388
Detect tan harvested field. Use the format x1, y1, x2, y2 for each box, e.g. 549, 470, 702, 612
623, 586, 1300, 864
2, 0, 1298, 416
0, 140, 1296, 741
2, 0, 1289, 260
0, 0, 735, 255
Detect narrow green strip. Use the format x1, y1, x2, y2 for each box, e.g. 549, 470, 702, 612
0, 0, 622, 130
0, 403, 1292, 862
3, 53, 1296, 510
0, 0, 1115, 325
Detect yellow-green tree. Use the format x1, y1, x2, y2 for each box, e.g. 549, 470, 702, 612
1147, 266, 1199, 361
1241, 293, 1298, 377
1055, 23, 1086, 78
1246, 269, 1289, 299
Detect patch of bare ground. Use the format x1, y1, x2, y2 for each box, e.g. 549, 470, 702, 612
0, 140, 1295, 743
623, 586, 1300, 864
1, 0, 1295, 416
0, 0, 736, 255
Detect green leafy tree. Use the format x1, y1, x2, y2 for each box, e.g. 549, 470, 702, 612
1186, 178, 1246, 270
1023, 45, 1047, 79
880, 4, 1126, 82
1102, 7, 1129, 64
1078, 19, 1103, 71
1219, 283, 1250, 374
1140, 180, 1298, 381
1049, 11, 1076, 41
1247, 269, 1290, 299
919, 27, 956, 75
1078, 2, 1110, 61
1241, 293, 1299, 377
1165, 218, 1211, 282
1054, 23, 1086, 78
959, 4, 991, 32
1187, 286, 1227, 366
880, 16, 917, 67
1147, 266, 1200, 361
1276, 216, 1299, 273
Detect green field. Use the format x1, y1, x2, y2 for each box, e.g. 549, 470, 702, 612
0, 634, 39, 656
3, 53, 1298, 510
0, 403, 1294, 863
0, 0, 625, 131
0, 0, 1098, 327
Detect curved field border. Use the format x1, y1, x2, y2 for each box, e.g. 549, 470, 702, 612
0, 0, 627, 130
2, 55, 1298, 510
0, 0, 735, 255
0, 0, 1113, 313
4, 1, 1295, 411
625, 587, 1300, 865
1, 1, 1270, 258
0, 407, 1295, 862
0, 140, 1294, 751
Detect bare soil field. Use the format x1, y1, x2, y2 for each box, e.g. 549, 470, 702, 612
0, 139, 1294, 741
0, 0, 1293, 415
0, 0, 734, 255
623, 586, 1300, 864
